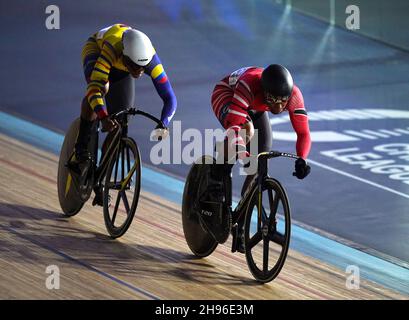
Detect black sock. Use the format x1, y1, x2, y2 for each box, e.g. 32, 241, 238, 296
75, 117, 94, 150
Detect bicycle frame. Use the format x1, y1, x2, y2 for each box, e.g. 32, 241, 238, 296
93, 121, 123, 188
92, 108, 164, 190
230, 151, 299, 226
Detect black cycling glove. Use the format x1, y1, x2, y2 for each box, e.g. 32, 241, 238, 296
294, 158, 311, 179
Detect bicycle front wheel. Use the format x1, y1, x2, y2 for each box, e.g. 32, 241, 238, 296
103, 137, 141, 238
244, 178, 291, 283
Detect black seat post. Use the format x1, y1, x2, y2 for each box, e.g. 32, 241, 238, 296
120, 113, 129, 137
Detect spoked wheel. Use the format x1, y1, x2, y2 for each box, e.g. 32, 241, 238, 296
57, 118, 85, 216
103, 137, 141, 238
244, 178, 291, 283
182, 155, 218, 257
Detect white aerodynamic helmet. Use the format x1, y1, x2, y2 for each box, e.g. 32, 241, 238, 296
122, 29, 154, 67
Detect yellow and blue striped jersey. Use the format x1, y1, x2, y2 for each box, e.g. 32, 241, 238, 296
81, 24, 176, 124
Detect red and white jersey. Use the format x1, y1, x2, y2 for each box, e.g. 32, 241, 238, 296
211, 66, 311, 159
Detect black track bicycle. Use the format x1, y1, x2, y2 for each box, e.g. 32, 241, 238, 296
182, 150, 298, 283
57, 107, 164, 238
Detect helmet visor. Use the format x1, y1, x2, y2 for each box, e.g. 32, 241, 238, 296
123, 55, 145, 68
265, 92, 289, 105
123, 55, 145, 77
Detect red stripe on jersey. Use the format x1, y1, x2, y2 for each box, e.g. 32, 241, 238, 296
287, 85, 311, 159
212, 90, 232, 108
86, 89, 101, 98
213, 92, 232, 117
231, 94, 249, 109
95, 60, 110, 71
235, 82, 253, 102
158, 76, 168, 84
94, 105, 108, 119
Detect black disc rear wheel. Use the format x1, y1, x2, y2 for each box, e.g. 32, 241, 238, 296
244, 178, 291, 283
182, 156, 218, 257
57, 118, 85, 216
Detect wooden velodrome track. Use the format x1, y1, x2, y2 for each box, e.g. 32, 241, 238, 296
0, 133, 406, 300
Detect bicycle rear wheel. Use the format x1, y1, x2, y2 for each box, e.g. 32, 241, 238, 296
244, 178, 291, 283
182, 156, 218, 257
103, 137, 141, 238
57, 118, 84, 216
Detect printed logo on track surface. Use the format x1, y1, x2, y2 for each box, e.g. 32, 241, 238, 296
270, 108, 409, 188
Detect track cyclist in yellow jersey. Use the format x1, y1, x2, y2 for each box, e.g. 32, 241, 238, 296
75, 24, 177, 161
71, 24, 177, 205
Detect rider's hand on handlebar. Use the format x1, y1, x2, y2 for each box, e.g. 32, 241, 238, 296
151, 124, 169, 141
293, 158, 311, 179
101, 117, 118, 133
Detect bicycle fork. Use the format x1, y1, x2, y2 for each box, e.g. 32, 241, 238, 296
231, 155, 268, 253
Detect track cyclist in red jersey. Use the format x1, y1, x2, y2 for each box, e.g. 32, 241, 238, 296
208, 64, 312, 230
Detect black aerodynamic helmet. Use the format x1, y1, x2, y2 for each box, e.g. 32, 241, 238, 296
261, 64, 294, 97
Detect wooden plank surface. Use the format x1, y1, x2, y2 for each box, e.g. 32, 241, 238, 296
0, 133, 406, 300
